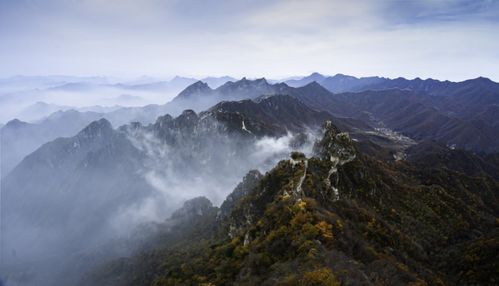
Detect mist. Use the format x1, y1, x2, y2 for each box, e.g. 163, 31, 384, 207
0, 75, 196, 124
0, 75, 242, 179
1, 0, 497, 285
0, 103, 319, 285
117, 129, 316, 225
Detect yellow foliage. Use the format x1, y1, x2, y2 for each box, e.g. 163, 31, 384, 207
297, 199, 307, 210
315, 221, 333, 240
301, 268, 340, 286
282, 192, 291, 200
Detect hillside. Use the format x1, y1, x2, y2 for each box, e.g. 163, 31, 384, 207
84, 121, 499, 286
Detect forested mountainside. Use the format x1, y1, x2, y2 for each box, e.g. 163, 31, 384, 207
1, 95, 349, 286
2, 75, 498, 286
2, 0, 499, 285
172, 77, 499, 153
84, 121, 499, 286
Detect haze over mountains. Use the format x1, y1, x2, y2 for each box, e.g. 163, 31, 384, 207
0, 75, 237, 123
2, 72, 499, 176
1, 72, 498, 286
2, 0, 498, 284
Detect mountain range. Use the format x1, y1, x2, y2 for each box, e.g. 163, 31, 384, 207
2, 94, 345, 285
82, 121, 499, 286
3, 73, 498, 179
1, 72, 498, 285
173, 75, 499, 153
0, 75, 236, 123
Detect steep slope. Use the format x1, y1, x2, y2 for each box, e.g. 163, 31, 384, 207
105, 76, 499, 154
1, 97, 343, 286
1, 119, 153, 285
0, 119, 157, 286
362, 76, 499, 126
406, 141, 499, 180
169, 78, 499, 153
1, 94, 348, 269
473, 104, 499, 129
330, 90, 499, 153
119, 95, 334, 185
2, 119, 150, 263
286, 81, 352, 117
206, 95, 334, 136
286, 73, 499, 133
85, 122, 499, 286
0, 109, 105, 177
172, 81, 214, 100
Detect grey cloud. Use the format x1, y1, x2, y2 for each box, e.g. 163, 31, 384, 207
0, 0, 498, 80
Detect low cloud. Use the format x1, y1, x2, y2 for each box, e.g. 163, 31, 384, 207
110, 129, 318, 232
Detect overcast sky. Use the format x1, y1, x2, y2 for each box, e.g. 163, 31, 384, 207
1, 0, 498, 81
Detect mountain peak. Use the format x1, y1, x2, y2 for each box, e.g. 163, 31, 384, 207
222, 77, 270, 87
218, 170, 263, 220
472, 76, 494, 84
171, 197, 214, 220
298, 81, 331, 94
155, 114, 173, 124
214, 77, 275, 100
306, 72, 325, 80
455, 76, 498, 92
303, 80, 323, 88
255, 77, 268, 84
331, 73, 357, 80
77, 118, 113, 139
207, 93, 332, 136
238, 77, 268, 83
185, 80, 211, 92
175, 81, 213, 100
191, 80, 210, 88
175, 109, 199, 126
314, 121, 356, 162
4, 118, 30, 129
180, 109, 197, 117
